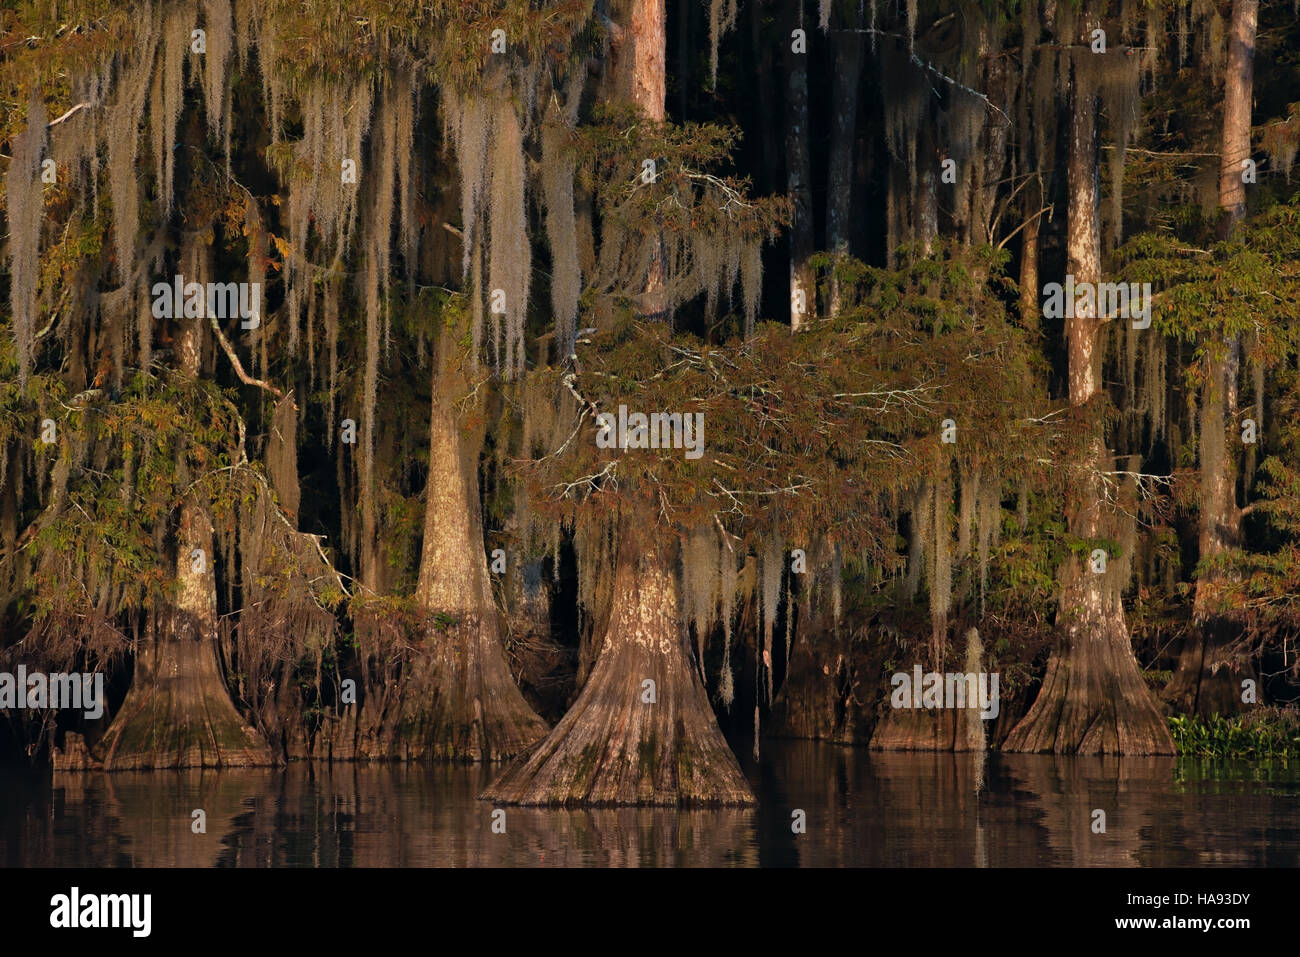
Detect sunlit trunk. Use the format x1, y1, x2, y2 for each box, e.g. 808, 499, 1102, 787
786, 0, 815, 330
483, 513, 754, 805
1003, 42, 1173, 755
98, 310, 272, 770
357, 329, 549, 760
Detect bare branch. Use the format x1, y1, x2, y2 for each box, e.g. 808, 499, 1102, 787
208, 315, 291, 406
47, 102, 91, 128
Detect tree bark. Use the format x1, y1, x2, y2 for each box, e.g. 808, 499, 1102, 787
358, 329, 549, 760
826, 7, 863, 314
1217, 0, 1257, 238
482, 514, 754, 805
768, 599, 870, 744
869, 628, 990, 751
1168, 0, 1257, 716
1019, 187, 1041, 329
1002, 44, 1174, 755
626, 0, 666, 122
785, 0, 815, 330
609, 0, 668, 320
973, 25, 1008, 247
98, 312, 272, 770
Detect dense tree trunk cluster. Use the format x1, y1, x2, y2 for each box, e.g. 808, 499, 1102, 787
3, 0, 1300, 803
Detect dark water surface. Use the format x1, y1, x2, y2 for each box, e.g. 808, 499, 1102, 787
3, 743, 1298, 866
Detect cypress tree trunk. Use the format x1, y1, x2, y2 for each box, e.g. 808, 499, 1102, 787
1166, 0, 1257, 717
1216, 0, 1257, 237
917, 149, 939, 254
609, 0, 669, 321
769, 591, 869, 744
364, 328, 549, 760
1019, 187, 1041, 328
785, 0, 815, 330
482, 515, 754, 805
973, 24, 1008, 247
769, 641, 866, 744
98, 313, 272, 770
1002, 43, 1173, 755
870, 629, 990, 752
826, 5, 863, 314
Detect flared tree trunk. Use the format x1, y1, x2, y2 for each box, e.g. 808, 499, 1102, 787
1166, 0, 1257, 717
870, 629, 990, 752
483, 515, 754, 805
370, 329, 548, 761
1002, 43, 1173, 755
97, 314, 272, 770
768, 633, 868, 745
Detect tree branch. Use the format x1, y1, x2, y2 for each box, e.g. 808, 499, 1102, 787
208, 315, 291, 406
47, 102, 91, 128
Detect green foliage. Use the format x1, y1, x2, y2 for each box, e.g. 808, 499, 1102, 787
523, 242, 1056, 568
1169, 709, 1300, 760
27, 370, 242, 620
1116, 197, 1300, 368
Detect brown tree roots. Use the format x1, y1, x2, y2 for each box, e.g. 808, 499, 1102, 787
483, 538, 754, 806
357, 614, 550, 762
1002, 592, 1175, 755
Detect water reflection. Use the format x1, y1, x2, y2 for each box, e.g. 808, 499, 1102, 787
2, 744, 1297, 866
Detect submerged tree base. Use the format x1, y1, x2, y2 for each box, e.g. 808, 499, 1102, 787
870, 629, 991, 751
768, 636, 870, 745
482, 531, 754, 806
870, 706, 986, 751
354, 612, 549, 762
1001, 591, 1174, 755
95, 629, 273, 770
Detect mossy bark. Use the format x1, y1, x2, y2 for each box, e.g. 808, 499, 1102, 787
96, 314, 272, 770
358, 611, 549, 762
96, 506, 273, 769
871, 706, 976, 751
1164, 619, 1249, 717
870, 629, 990, 752
1171, 359, 1242, 726
1002, 54, 1172, 756
1174, 350, 1243, 719
482, 519, 754, 805
1002, 560, 1174, 754
359, 329, 547, 761
1167, 0, 1258, 718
